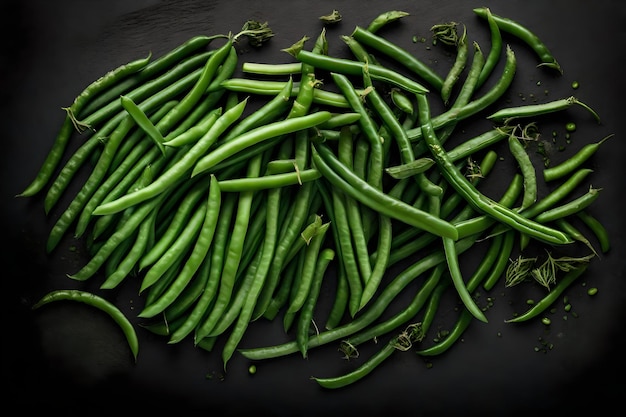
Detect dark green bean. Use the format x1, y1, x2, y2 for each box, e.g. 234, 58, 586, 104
238, 236, 477, 360
576, 210, 610, 253
312, 142, 459, 240
296, 50, 429, 94
18, 54, 151, 198
351, 26, 443, 91
416, 93, 571, 245
93, 100, 248, 216
506, 265, 589, 323
543, 134, 612, 182
296, 247, 335, 358
32, 289, 139, 361
366, 10, 410, 33
534, 186, 601, 223
473, 7, 562, 73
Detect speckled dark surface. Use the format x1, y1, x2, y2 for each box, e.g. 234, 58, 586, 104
2, 1, 624, 415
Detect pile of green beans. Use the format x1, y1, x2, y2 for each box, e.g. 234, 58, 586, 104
22, 7, 612, 388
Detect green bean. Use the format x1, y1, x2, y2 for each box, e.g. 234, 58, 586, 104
221, 183, 284, 366
120, 95, 166, 155
312, 143, 459, 240
18, 54, 152, 198
242, 61, 303, 75
416, 93, 570, 245
446, 126, 510, 162
68, 185, 172, 281
454, 173, 523, 239
576, 210, 611, 253
217, 169, 321, 192
543, 134, 613, 182
32, 289, 139, 361
208, 248, 264, 339
337, 128, 372, 282
317, 112, 362, 130
162, 108, 222, 147
313, 339, 397, 389
252, 182, 317, 320
100, 210, 155, 290
475, 8, 502, 89
473, 7, 562, 74
443, 236, 488, 322
223, 78, 295, 142
390, 88, 414, 115
448, 41, 485, 111
366, 10, 410, 33
287, 220, 330, 317
163, 254, 212, 322
296, 246, 334, 358
238, 236, 477, 360
351, 26, 443, 92
138, 177, 207, 269
554, 218, 598, 256
331, 187, 364, 317
359, 213, 392, 311
406, 45, 516, 142
42, 133, 103, 214
508, 131, 537, 209
440, 24, 468, 105
80, 52, 211, 131
349, 264, 445, 347
416, 309, 473, 356
220, 78, 351, 108
46, 115, 137, 253
487, 96, 601, 123
482, 229, 516, 291
361, 69, 442, 196
93, 100, 248, 216
519, 168, 594, 219
194, 155, 261, 341
191, 111, 332, 177
168, 192, 237, 344
140, 175, 221, 317
505, 264, 589, 323
296, 50, 429, 94
534, 186, 602, 223
79, 35, 222, 117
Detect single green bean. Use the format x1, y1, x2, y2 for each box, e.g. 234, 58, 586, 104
32, 289, 139, 361
506, 265, 589, 323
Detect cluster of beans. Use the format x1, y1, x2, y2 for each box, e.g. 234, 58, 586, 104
24, 7, 611, 389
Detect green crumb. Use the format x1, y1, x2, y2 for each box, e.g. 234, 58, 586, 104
564, 303, 572, 312
248, 364, 257, 375
565, 122, 576, 132
587, 287, 598, 296
572, 81, 579, 89
541, 317, 551, 326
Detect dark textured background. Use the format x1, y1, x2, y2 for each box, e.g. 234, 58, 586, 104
2, 1, 625, 415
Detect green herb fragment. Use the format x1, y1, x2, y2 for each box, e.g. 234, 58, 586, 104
248, 364, 257, 374
587, 287, 598, 296
281, 36, 310, 57
505, 255, 537, 287
541, 317, 551, 326
239, 20, 275, 47
572, 81, 580, 89
319, 10, 342, 24
566, 122, 576, 132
